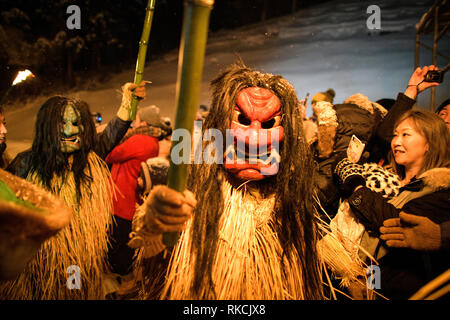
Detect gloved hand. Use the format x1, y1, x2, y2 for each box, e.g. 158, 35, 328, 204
380, 212, 441, 251
142, 185, 196, 234
128, 185, 196, 257
117, 81, 151, 121
333, 156, 366, 198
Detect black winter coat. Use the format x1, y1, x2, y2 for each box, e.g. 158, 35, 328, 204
314, 93, 416, 218
348, 167, 450, 300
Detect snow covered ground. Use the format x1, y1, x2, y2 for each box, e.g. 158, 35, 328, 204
5, 0, 450, 158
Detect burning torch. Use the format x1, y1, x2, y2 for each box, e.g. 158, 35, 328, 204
0, 69, 35, 106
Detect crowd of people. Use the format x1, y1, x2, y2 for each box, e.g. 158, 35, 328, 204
0, 62, 448, 300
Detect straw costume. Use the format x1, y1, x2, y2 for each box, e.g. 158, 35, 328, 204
130, 63, 362, 300
0, 84, 141, 299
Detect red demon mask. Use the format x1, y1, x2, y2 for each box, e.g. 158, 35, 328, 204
224, 87, 284, 181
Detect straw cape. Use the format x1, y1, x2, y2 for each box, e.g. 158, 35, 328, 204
163, 180, 309, 299
161, 181, 367, 300
0, 152, 113, 299
131, 178, 367, 300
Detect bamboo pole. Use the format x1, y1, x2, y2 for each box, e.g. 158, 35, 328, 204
163, 0, 214, 247
129, 0, 156, 120
409, 269, 450, 300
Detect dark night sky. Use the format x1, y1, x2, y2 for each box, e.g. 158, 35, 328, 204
0, 1, 327, 96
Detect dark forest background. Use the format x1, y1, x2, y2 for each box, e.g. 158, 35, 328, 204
0, 0, 330, 105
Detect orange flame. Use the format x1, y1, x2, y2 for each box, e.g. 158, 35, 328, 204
12, 70, 35, 86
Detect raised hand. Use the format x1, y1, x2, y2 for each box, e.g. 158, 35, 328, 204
117, 81, 151, 121
404, 65, 440, 100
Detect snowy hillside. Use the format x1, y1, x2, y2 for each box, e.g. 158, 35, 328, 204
5, 0, 449, 157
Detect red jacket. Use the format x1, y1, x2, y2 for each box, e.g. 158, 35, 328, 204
106, 134, 159, 220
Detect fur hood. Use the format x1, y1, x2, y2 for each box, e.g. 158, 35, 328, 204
313, 101, 338, 127
344, 93, 388, 118
420, 167, 450, 191
312, 101, 337, 158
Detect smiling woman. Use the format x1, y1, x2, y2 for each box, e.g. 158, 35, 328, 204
391, 118, 429, 185
391, 110, 449, 186
333, 109, 450, 299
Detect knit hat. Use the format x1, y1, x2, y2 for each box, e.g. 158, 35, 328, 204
138, 105, 163, 128
123, 105, 172, 143
312, 89, 335, 105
